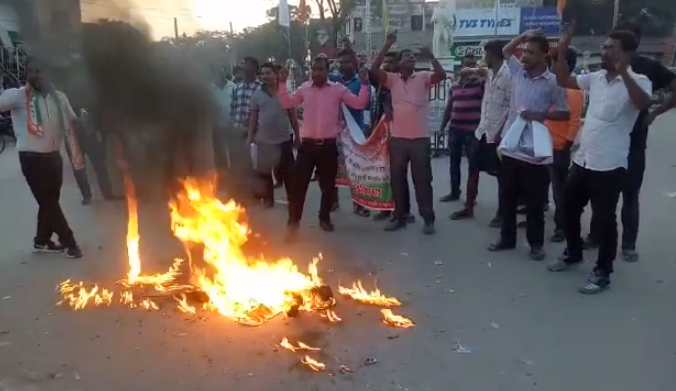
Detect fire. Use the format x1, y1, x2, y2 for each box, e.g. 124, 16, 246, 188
58, 280, 113, 310
338, 280, 401, 307
123, 174, 141, 283
380, 309, 415, 328
300, 355, 326, 371
279, 337, 320, 352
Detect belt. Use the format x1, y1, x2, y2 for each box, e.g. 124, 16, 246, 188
302, 138, 336, 145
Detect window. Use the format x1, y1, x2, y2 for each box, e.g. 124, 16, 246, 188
354, 17, 363, 32
410, 15, 423, 31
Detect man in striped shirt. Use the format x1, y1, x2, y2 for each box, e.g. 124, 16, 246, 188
488, 31, 569, 261
439, 54, 485, 203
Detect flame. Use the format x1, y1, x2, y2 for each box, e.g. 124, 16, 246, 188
380, 309, 415, 328
338, 281, 401, 307
124, 175, 141, 283
57, 280, 113, 310
300, 355, 326, 371
279, 337, 320, 352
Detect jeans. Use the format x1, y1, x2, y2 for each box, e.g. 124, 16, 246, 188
498, 156, 549, 247
389, 137, 435, 223
448, 129, 477, 195
549, 149, 571, 232
19, 152, 77, 247
565, 164, 625, 274
288, 139, 338, 224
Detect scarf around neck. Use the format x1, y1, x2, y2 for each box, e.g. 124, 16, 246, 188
24, 84, 84, 169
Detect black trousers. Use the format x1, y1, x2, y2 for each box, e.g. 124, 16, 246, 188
565, 164, 625, 274
498, 156, 549, 247
389, 137, 434, 223
288, 139, 338, 225
256, 140, 295, 204
589, 149, 645, 250
549, 149, 571, 232
19, 152, 77, 247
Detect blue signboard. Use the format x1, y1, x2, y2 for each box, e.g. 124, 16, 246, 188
520, 7, 561, 36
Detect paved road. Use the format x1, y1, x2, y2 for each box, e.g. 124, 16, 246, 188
1, 114, 676, 391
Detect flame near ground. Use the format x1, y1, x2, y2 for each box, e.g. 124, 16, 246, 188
57, 177, 414, 372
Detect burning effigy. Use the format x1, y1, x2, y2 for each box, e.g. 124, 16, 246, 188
56, 177, 414, 371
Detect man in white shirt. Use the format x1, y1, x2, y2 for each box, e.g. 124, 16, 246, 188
549, 28, 652, 294
0, 57, 84, 258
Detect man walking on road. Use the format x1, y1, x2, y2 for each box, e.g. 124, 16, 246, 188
584, 22, 676, 262
0, 57, 83, 258
550, 28, 652, 294
277, 57, 370, 239
247, 62, 299, 208
370, 32, 447, 235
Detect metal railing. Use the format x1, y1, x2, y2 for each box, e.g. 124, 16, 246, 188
0, 46, 27, 86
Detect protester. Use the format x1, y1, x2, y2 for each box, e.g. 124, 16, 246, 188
487, 31, 569, 261
211, 65, 235, 175
247, 62, 300, 208
227, 57, 261, 203
331, 48, 370, 217
0, 57, 83, 258
545, 47, 583, 243
277, 56, 370, 239
232, 65, 243, 83
447, 40, 511, 225
438, 55, 485, 218
76, 108, 119, 201
370, 32, 446, 235
550, 28, 652, 294
585, 21, 676, 262
371, 51, 415, 225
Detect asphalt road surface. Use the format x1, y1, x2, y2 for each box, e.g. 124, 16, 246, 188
1, 113, 676, 391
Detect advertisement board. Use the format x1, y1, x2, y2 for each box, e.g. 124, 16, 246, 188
451, 8, 521, 37
520, 7, 561, 36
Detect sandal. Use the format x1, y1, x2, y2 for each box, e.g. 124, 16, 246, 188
353, 204, 371, 217
449, 209, 474, 220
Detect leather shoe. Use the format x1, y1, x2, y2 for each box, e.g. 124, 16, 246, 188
319, 221, 335, 232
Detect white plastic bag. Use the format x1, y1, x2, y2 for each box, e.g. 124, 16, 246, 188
498, 116, 528, 154
531, 121, 553, 158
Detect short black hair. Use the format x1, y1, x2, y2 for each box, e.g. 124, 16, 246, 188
233, 65, 243, 73
260, 61, 277, 73
483, 40, 505, 60
462, 53, 476, 61
384, 51, 398, 58
564, 46, 578, 72
337, 48, 356, 58
397, 49, 412, 60
614, 21, 642, 42
524, 34, 550, 55
312, 56, 329, 69
243, 56, 259, 70
608, 30, 639, 52
25, 56, 47, 69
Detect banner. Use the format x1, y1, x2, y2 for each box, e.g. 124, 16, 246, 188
519, 7, 561, 36
336, 105, 394, 211
448, 8, 521, 37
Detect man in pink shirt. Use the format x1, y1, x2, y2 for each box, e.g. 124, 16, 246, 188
370, 32, 447, 234
277, 56, 370, 238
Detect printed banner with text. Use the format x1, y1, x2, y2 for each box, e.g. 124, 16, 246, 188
336, 105, 394, 210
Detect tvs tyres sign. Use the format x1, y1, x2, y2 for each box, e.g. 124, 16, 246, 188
448, 8, 521, 37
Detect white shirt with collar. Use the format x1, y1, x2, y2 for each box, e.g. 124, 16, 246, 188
573, 68, 652, 172
211, 80, 235, 126
475, 62, 512, 143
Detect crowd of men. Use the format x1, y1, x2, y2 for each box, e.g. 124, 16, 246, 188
1, 21, 674, 294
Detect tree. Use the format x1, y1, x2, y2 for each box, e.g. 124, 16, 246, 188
313, 0, 358, 46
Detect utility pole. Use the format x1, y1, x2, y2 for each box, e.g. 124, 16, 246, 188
173, 17, 179, 39
365, 0, 372, 64
612, 0, 621, 27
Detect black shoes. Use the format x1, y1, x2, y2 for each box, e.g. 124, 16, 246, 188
439, 192, 461, 203
319, 221, 335, 232
65, 245, 83, 259
33, 241, 64, 253
487, 241, 516, 252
